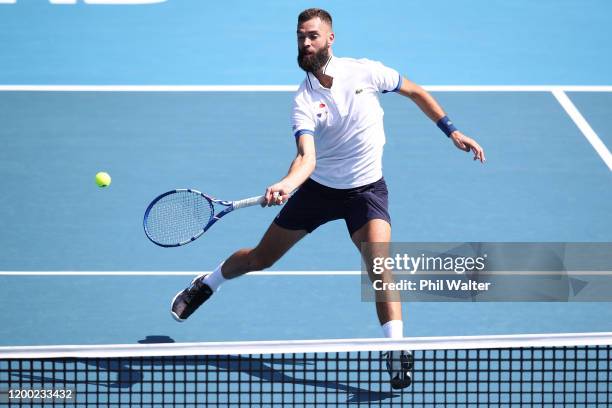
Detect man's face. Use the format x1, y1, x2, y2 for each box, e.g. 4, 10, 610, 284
297, 17, 334, 73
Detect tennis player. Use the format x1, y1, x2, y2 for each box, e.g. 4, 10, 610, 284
172, 8, 485, 388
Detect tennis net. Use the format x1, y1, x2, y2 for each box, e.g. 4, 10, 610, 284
1, 332, 611, 407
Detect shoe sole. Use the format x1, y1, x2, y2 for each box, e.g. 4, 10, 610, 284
386, 351, 414, 389
170, 274, 207, 322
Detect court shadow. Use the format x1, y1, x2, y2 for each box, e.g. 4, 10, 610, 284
137, 335, 176, 344
9, 353, 401, 404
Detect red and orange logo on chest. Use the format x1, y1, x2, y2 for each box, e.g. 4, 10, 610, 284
316, 102, 328, 118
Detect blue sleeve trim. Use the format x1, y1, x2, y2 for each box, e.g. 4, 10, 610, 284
392, 72, 402, 92
382, 72, 402, 94
294, 129, 315, 138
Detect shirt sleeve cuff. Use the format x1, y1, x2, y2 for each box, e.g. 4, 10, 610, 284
391, 72, 402, 92
294, 129, 315, 138
382, 72, 402, 94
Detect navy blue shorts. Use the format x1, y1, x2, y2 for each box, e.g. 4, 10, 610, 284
273, 177, 391, 236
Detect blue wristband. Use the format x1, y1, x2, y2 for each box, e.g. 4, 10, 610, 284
436, 116, 457, 138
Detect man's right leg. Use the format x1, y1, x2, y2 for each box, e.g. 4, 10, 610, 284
171, 222, 307, 321
221, 223, 308, 279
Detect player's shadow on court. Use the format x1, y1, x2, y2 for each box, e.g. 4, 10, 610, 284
10, 335, 401, 404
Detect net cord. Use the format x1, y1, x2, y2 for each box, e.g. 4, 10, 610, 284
2, 332, 612, 359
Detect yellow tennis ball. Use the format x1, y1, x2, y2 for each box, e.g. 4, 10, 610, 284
95, 171, 111, 188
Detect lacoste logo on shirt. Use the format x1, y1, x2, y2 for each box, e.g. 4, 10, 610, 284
355, 89, 363, 94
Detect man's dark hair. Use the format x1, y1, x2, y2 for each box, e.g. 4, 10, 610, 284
298, 8, 332, 27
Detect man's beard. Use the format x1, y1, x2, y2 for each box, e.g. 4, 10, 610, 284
297, 44, 330, 73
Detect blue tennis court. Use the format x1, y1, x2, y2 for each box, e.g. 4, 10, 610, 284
1, 87, 611, 344
0, 1, 611, 406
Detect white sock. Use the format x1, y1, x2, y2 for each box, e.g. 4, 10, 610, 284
382, 320, 404, 339
201, 262, 226, 292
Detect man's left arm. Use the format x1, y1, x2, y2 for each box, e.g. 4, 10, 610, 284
397, 78, 486, 163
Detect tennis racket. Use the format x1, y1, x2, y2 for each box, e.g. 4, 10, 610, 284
143, 189, 270, 247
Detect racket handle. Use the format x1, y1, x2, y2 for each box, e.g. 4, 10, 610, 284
232, 192, 280, 210
232, 195, 266, 209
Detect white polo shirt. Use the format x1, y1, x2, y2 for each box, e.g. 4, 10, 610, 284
291, 56, 401, 189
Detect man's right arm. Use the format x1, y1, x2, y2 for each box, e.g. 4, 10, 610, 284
263, 134, 316, 206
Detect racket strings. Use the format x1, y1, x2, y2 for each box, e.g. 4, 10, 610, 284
145, 191, 213, 246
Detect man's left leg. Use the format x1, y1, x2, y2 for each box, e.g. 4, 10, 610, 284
350, 218, 413, 389
350, 218, 402, 330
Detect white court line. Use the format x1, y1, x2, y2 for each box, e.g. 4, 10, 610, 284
0, 85, 299, 92
426, 85, 612, 92
1, 271, 611, 276
0, 85, 611, 92
552, 89, 612, 171
1, 84, 609, 169
0, 271, 362, 276
83, 0, 168, 4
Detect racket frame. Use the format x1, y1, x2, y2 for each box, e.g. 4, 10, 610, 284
143, 188, 263, 247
